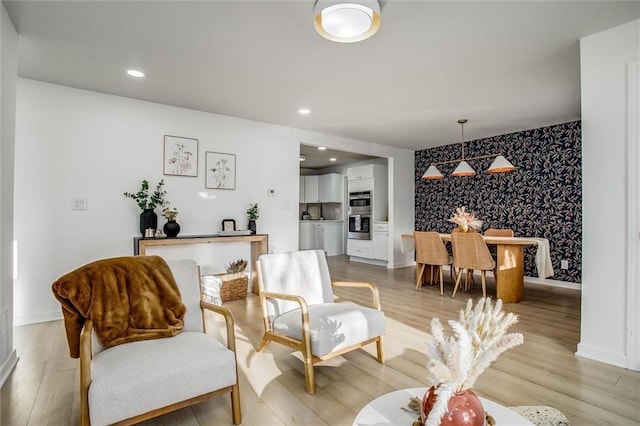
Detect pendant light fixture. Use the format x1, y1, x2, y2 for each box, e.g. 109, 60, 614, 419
422, 119, 516, 180
314, 0, 381, 43
450, 119, 476, 177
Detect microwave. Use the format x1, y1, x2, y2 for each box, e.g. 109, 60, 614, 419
349, 191, 372, 215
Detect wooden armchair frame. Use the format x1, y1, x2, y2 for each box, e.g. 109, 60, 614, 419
79, 302, 241, 426
256, 260, 384, 395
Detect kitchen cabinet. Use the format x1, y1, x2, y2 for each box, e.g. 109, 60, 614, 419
373, 223, 389, 261
299, 222, 316, 250
347, 164, 388, 222
303, 175, 320, 203
348, 165, 375, 181
299, 221, 343, 255
300, 173, 343, 203
347, 239, 374, 259
319, 173, 343, 203
316, 222, 342, 255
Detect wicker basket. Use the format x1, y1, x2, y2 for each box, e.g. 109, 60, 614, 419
216, 272, 248, 302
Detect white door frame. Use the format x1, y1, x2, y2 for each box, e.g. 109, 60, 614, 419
626, 59, 640, 371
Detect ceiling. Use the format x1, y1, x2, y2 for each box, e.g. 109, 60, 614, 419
4, 1, 639, 161
300, 144, 379, 169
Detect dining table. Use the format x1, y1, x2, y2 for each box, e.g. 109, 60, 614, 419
402, 233, 539, 303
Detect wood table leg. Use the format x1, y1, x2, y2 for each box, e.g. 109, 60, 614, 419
495, 244, 525, 303
251, 237, 268, 295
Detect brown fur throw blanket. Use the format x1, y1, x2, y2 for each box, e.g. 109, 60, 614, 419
52, 255, 186, 358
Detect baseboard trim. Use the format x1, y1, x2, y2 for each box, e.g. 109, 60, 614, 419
524, 276, 581, 289
14, 310, 62, 326
348, 256, 388, 267
0, 349, 18, 387
576, 342, 627, 369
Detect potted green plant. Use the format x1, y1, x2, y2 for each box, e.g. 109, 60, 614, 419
246, 203, 259, 234
124, 179, 167, 236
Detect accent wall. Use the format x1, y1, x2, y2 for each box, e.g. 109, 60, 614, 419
415, 121, 582, 283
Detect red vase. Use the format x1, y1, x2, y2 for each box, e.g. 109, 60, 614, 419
421, 384, 484, 426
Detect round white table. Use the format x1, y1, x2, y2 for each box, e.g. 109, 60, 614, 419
352, 387, 534, 425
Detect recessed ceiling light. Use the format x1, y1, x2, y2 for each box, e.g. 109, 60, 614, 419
329, 157, 337, 162
318, 146, 327, 151
299, 108, 311, 115
127, 69, 145, 78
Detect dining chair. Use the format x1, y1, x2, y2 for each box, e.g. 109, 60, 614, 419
484, 228, 514, 237
451, 232, 495, 298
414, 231, 452, 295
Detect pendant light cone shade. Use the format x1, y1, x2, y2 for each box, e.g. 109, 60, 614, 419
314, 0, 380, 43
487, 155, 516, 173
422, 165, 444, 180
451, 161, 476, 177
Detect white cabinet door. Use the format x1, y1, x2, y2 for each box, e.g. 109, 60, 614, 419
347, 239, 374, 258
304, 175, 320, 203
373, 233, 388, 260
314, 224, 324, 251
373, 223, 389, 260
348, 177, 373, 193
319, 173, 343, 203
299, 222, 315, 250
320, 222, 343, 256
347, 165, 374, 181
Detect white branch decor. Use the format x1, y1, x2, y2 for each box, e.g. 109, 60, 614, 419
424, 298, 524, 426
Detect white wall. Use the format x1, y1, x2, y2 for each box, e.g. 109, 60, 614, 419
0, 3, 18, 385
13, 79, 415, 325
579, 19, 640, 369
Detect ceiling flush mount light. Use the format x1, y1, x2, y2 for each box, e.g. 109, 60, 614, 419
126, 69, 145, 78
314, 0, 380, 43
299, 108, 311, 115
422, 119, 516, 180
300, 154, 307, 162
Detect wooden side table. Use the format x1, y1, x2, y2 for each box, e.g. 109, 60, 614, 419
133, 234, 268, 294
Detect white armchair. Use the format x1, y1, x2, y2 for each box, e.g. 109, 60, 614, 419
256, 250, 385, 394
78, 259, 241, 425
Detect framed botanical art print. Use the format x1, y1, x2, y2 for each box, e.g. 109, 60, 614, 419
164, 135, 198, 177
206, 151, 236, 189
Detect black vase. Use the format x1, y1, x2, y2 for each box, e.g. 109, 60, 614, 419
163, 220, 180, 238
248, 220, 257, 235
140, 209, 157, 236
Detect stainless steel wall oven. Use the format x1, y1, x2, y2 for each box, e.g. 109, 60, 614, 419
348, 191, 372, 240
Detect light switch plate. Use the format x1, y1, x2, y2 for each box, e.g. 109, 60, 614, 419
72, 198, 88, 210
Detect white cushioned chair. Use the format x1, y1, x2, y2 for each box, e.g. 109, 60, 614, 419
256, 250, 385, 394
80, 259, 241, 426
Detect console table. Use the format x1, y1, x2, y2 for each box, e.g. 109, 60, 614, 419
133, 234, 268, 294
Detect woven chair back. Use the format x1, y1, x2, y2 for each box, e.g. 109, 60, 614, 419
484, 228, 514, 237
451, 232, 495, 271
414, 232, 450, 266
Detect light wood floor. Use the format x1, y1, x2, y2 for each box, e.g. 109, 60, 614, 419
2, 255, 639, 425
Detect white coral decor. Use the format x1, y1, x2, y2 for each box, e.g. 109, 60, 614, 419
425, 298, 524, 426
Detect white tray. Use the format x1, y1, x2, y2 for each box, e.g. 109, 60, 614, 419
218, 230, 252, 236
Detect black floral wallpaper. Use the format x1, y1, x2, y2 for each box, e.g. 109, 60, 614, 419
414, 121, 582, 283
